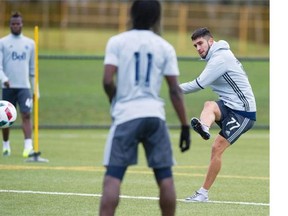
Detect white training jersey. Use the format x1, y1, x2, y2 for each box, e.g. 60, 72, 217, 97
104, 29, 180, 125
180, 40, 256, 112
0, 33, 35, 88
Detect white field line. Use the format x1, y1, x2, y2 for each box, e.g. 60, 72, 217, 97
0, 189, 269, 207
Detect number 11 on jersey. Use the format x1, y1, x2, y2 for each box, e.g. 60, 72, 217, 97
134, 52, 153, 87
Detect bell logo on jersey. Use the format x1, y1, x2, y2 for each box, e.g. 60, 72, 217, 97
12, 51, 26, 61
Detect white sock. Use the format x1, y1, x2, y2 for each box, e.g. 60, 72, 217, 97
202, 124, 210, 132
3, 141, 10, 150
24, 139, 33, 150
199, 187, 209, 195
199, 119, 210, 131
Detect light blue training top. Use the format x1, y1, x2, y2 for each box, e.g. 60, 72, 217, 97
180, 40, 256, 117
0, 33, 35, 89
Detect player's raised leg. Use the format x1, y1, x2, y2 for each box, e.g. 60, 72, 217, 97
191, 101, 222, 140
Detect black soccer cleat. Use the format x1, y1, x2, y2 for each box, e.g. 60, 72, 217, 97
190, 117, 210, 140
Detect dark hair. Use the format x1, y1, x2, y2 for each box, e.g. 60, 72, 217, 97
191, 27, 213, 40
130, 0, 161, 30
11, 11, 22, 19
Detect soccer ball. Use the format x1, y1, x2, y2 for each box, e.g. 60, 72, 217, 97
0, 100, 17, 128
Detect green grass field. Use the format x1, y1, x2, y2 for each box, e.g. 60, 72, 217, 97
7, 58, 269, 128
0, 128, 269, 216
0, 27, 269, 215
0, 27, 269, 128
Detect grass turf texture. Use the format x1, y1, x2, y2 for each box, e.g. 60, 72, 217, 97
7, 59, 268, 128
0, 129, 269, 216
0, 28, 269, 128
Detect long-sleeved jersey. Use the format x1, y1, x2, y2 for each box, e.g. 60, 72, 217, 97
180, 40, 256, 115
0, 33, 35, 89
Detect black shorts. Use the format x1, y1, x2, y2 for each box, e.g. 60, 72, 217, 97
103, 117, 174, 168
2, 88, 32, 113
216, 101, 255, 144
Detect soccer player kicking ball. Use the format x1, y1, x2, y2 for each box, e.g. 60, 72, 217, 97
180, 27, 256, 202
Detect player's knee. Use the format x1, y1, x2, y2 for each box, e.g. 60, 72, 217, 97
212, 137, 229, 155
21, 112, 31, 120
204, 101, 221, 118
153, 167, 172, 182
203, 101, 217, 110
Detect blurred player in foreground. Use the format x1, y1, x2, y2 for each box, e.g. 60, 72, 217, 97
0, 12, 35, 158
99, 0, 190, 215
180, 27, 256, 202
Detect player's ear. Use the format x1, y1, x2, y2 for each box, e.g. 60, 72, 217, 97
208, 37, 214, 46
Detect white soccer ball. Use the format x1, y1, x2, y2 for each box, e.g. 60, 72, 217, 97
0, 100, 17, 128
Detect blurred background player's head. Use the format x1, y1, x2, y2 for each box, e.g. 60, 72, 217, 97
10, 11, 23, 36
130, 0, 161, 34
